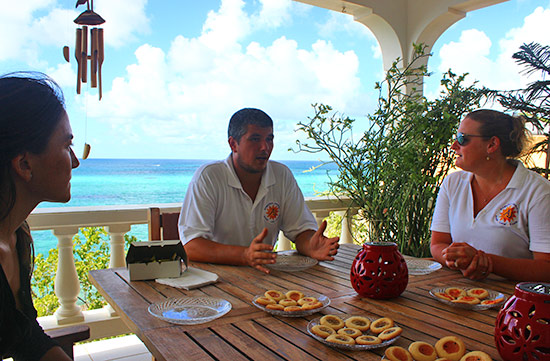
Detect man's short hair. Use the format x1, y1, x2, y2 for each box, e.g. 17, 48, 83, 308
228, 108, 273, 142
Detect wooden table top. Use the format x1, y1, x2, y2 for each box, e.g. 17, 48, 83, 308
89, 244, 516, 361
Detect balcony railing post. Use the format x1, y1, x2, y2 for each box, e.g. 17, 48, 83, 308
337, 210, 355, 244
53, 226, 84, 324
107, 224, 131, 268
276, 231, 292, 251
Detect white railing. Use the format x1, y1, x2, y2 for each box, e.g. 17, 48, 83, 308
30, 197, 356, 341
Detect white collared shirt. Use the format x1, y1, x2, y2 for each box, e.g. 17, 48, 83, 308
431, 161, 550, 258
179, 155, 318, 247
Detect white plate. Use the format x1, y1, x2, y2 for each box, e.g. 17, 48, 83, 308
265, 251, 318, 272
252, 292, 330, 317
307, 315, 400, 351
405, 258, 442, 275
429, 287, 506, 310
148, 297, 232, 325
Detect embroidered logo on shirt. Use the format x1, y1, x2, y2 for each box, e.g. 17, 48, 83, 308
264, 202, 280, 223
496, 203, 518, 225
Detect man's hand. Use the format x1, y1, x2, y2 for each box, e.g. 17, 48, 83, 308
296, 220, 339, 261
243, 228, 277, 273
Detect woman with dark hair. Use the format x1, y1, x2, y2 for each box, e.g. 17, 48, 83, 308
0, 72, 79, 360
430, 109, 550, 281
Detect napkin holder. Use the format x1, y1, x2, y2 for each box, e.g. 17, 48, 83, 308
126, 240, 188, 281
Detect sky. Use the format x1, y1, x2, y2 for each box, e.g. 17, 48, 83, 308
1, 0, 549, 161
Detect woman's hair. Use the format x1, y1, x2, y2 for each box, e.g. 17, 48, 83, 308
0, 71, 66, 222
466, 109, 528, 158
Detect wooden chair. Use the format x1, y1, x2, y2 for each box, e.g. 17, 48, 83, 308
147, 207, 180, 241
46, 324, 90, 359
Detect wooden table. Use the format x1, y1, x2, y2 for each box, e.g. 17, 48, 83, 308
89, 244, 515, 360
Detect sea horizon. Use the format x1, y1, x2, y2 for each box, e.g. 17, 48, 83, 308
32, 158, 338, 255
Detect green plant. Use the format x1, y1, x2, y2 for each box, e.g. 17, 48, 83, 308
32, 227, 137, 317
294, 45, 484, 257
488, 42, 550, 178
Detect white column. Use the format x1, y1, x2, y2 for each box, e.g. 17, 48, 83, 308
107, 224, 130, 268
337, 210, 354, 244
313, 211, 330, 228
53, 226, 84, 324
276, 231, 292, 251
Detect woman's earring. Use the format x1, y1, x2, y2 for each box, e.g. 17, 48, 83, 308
486, 155, 490, 161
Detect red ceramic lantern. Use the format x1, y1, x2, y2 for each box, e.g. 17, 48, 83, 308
350, 242, 408, 299
495, 282, 550, 361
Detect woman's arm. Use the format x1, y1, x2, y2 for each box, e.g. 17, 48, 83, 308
40, 346, 72, 361
489, 251, 550, 282
430, 231, 453, 267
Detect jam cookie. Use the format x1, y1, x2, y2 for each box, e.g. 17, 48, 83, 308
279, 298, 297, 307
344, 316, 371, 331
265, 304, 285, 310
355, 335, 381, 345
297, 296, 318, 305
264, 290, 285, 302
385, 346, 413, 361
256, 296, 276, 306
435, 336, 466, 361
320, 315, 345, 330
301, 301, 323, 310
452, 296, 480, 305
337, 327, 362, 338
325, 334, 355, 345
445, 287, 466, 299
434, 292, 455, 301
310, 324, 336, 338
285, 290, 304, 301
409, 341, 437, 361
466, 288, 489, 299
378, 326, 402, 341
283, 305, 302, 312
481, 297, 504, 305
370, 317, 394, 333
459, 351, 492, 361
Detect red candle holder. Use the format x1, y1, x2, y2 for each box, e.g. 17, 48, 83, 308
495, 282, 550, 361
350, 242, 408, 299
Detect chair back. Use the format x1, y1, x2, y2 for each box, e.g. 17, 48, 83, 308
148, 207, 180, 241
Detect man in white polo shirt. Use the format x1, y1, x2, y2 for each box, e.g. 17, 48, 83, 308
178, 108, 339, 273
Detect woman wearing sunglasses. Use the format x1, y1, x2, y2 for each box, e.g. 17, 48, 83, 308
430, 109, 550, 281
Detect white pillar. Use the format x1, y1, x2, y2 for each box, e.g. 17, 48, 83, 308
107, 224, 131, 268
276, 231, 292, 251
53, 226, 84, 324
337, 210, 354, 244
313, 210, 330, 227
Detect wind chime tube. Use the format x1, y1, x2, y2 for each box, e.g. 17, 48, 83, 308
81, 25, 88, 83
75, 28, 82, 94
97, 28, 105, 100
90, 28, 98, 88
98, 28, 104, 100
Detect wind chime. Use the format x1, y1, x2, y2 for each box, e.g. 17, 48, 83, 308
63, 0, 105, 159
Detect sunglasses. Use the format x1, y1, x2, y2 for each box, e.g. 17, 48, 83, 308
455, 132, 487, 146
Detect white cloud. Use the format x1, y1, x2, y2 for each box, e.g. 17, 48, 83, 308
253, 0, 292, 28
94, 0, 150, 48
318, 11, 376, 41
84, 0, 363, 159
436, 4, 550, 91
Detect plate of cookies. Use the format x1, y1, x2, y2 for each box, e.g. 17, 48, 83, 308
265, 251, 318, 272
307, 314, 401, 351
430, 286, 506, 310
252, 289, 329, 317
382, 335, 493, 361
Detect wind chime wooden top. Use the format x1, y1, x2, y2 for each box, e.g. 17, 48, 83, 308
63, 0, 105, 100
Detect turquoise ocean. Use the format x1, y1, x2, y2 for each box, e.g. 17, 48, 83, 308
32, 158, 338, 256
